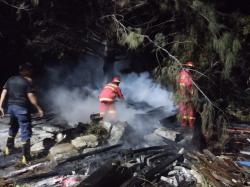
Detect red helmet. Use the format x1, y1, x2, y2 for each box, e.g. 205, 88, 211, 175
112, 76, 121, 83
185, 61, 194, 67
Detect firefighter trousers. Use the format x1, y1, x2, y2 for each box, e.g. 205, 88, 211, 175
99, 101, 117, 121
178, 102, 195, 128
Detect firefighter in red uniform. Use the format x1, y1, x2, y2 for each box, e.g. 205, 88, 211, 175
99, 76, 124, 120
177, 61, 196, 128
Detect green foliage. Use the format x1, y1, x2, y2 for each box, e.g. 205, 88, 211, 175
174, 0, 181, 11
212, 33, 230, 59
171, 34, 185, 53
159, 2, 168, 12
223, 52, 235, 78
232, 39, 241, 54
227, 104, 250, 121
200, 102, 229, 145
201, 103, 214, 138
192, 0, 219, 35
213, 33, 241, 78
191, 0, 203, 10
119, 28, 144, 49
115, 0, 246, 144
221, 33, 233, 51
240, 16, 250, 35
31, 0, 39, 7
158, 0, 178, 12
154, 33, 166, 48
215, 115, 229, 148
155, 57, 180, 86
190, 0, 242, 79
167, 64, 180, 84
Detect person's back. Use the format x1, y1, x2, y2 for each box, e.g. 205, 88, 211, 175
99, 82, 120, 102
99, 76, 124, 120
0, 63, 44, 164
4, 75, 34, 107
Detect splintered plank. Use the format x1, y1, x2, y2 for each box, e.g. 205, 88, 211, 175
188, 151, 249, 186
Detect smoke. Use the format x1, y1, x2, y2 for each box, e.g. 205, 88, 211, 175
44, 55, 104, 125
115, 72, 176, 146
44, 55, 176, 134
48, 87, 99, 125
121, 72, 174, 111
115, 72, 175, 121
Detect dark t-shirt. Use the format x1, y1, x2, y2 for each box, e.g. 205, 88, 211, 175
3, 76, 35, 107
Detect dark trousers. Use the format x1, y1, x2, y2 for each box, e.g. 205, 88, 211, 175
7, 105, 32, 142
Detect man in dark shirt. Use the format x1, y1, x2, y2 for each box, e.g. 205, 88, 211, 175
0, 63, 44, 164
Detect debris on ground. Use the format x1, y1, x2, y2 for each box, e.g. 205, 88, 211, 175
0, 110, 249, 187
187, 149, 250, 186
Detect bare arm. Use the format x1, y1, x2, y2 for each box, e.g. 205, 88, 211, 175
0, 89, 7, 116
27, 93, 44, 117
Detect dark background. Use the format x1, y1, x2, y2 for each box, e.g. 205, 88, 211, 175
0, 0, 249, 85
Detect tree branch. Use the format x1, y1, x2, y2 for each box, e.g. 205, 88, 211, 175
0, 0, 31, 11
105, 14, 227, 117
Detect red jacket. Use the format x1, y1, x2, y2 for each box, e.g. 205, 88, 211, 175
178, 69, 193, 91
99, 82, 124, 102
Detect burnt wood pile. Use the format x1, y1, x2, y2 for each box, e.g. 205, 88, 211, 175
78, 146, 197, 187
187, 149, 250, 186
1, 112, 249, 187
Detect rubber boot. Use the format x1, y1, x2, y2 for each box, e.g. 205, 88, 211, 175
4, 136, 15, 156
21, 140, 31, 165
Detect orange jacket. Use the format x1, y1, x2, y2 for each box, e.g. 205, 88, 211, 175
99, 82, 124, 102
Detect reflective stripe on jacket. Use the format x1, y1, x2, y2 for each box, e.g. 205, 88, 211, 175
99, 83, 124, 102
178, 69, 193, 91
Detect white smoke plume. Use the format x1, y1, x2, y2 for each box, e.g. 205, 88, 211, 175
44, 55, 176, 130
121, 72, 174, 110
48, 87, 99, 125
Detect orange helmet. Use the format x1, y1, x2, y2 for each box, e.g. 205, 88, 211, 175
185, 61, 194, 67
112, 76, 121, 83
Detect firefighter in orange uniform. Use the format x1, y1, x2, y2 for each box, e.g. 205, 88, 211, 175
99, 76, 124, 120
177, 61, 196, 128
